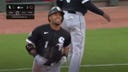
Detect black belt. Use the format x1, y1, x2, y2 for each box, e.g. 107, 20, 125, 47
64, 10, 84, 15
67, 10, 76, 14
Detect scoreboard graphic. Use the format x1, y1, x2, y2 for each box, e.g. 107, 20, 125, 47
6, 4, 35, 19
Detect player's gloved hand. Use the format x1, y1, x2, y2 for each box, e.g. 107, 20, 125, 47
60, 56, 67, 65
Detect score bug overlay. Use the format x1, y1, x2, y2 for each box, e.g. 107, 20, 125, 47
6, 4, 35, 19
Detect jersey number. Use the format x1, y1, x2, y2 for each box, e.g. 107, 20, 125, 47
66, 0, 71, 3
44, 41, 48, 48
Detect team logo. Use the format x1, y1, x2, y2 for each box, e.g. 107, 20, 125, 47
44, 32, 48, 34
57, 36, 65, 51
58, 36, 65, 43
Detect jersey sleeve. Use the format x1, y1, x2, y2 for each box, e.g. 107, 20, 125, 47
82, 0, 104, 16
26, 27, 40, 45
56, 0, 63, 8
64, 33, 71, 47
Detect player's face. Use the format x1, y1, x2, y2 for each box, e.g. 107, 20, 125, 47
49, 12, 63, 26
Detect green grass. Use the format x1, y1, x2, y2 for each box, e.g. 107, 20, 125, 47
84, 28, 128, 65
0, 28, 128, 72
0, 34, 33, 69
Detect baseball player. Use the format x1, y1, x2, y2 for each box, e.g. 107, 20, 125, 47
25, 6, 71, 72
56, 0, 111, 72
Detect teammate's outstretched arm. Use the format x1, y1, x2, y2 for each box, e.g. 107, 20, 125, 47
102, 12, 111, 22
83, 0, 111, 22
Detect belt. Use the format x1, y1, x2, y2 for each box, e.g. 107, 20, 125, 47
67, 10, 76, 14
64, 10, 83, 15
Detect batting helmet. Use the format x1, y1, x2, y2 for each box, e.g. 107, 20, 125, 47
48, 6, 64, 22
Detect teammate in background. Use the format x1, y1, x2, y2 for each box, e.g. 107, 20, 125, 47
56, 0, 111, 72
25, 6, 71, 72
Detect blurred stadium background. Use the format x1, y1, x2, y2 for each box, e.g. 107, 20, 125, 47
0, 0, 128, 12
0, 0, 128, 72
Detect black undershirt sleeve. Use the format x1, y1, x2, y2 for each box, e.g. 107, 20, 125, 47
56, 0, 63, 8
64, 33, 71, 47
27, 27, 40, 45
83, 1, 104, 16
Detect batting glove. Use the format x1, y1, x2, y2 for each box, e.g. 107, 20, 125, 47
60, 56, 67, 65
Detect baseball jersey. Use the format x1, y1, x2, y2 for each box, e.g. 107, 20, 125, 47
56, 0, 104, 15
27, 24, 71, 61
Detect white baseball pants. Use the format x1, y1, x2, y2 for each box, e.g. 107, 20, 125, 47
62, 11, 86, 72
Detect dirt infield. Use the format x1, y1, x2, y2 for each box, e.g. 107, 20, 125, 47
0, 6, 128, 34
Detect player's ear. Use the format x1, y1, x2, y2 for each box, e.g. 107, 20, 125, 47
48, 16, 51, 22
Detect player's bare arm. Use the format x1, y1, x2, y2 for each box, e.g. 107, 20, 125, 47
103, 12, 111, 22
63, 47, 70, 56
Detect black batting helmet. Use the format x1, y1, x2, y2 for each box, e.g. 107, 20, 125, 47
48, 6, 64, 22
